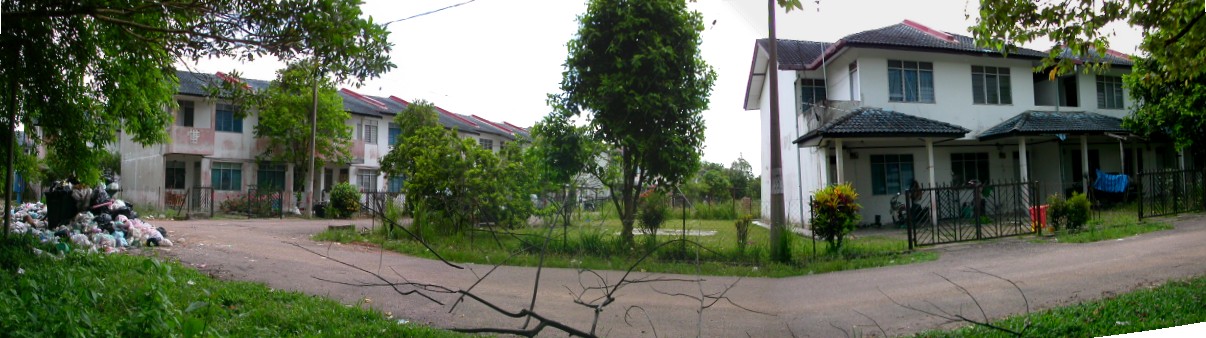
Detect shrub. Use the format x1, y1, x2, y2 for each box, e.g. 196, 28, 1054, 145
1066, 191, 1092, 231
734, 215, 752, 253
1047, 193, 1068, 232
219, 192, 276, 216
809, 183, 862, 252
638, 189, 669, 235
328, 183, 361, 219
692, 200, 738, 220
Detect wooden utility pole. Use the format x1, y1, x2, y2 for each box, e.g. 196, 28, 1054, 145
767, 0, 789, 262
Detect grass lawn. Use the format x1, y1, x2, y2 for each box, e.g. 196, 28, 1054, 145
0, 235, 461, 337
917, 275, 1206, 337
1040, 204, 1174, 243
314, 215, 936, 278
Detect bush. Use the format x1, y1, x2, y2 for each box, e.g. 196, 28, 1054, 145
638, 189, 670, 237
328, 183, 361, 219
809, 183, 862, 252
219, 192, 276, 216
1066, 191, 1092, 231
734, 215, 752, 253
1047, 194, 1068, 232
691, 200, 738, 220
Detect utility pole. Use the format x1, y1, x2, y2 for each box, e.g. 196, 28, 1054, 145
305, 61, 320, 218
767, 0, 789, 262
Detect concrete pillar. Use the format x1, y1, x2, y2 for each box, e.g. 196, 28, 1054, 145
926, 138, 937, 226
284, 163, 295, 209
348, 167, 359, 190
835, 139, 845, 184
242, 162, 254, 191
1081, 135, 1089, 193
200, 158, 213, 188
1019, 137, 1031, 208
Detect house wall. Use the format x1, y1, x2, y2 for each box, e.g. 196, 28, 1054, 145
758, 68, 813, 225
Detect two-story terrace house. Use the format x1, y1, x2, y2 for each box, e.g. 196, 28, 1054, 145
119, 70, 529, 213
745, 20, 1184, 225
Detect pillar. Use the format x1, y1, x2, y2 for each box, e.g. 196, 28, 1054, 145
835, 139, 845, 184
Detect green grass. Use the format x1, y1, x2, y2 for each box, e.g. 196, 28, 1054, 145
917, 275, 1206, 337
315, 217, 936, 278
1045, 204, 1174, 243
0, 235, 461, 337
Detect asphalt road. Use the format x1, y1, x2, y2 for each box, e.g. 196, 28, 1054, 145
154, 215, 1206, 337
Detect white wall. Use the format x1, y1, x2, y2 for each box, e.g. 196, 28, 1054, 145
759, 68, 815, 225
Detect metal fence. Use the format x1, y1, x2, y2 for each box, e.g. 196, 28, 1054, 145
165, 187, 214, 218
1137, 168, 1206, 219
361, 190, 404, 216
244, 186, 284, 219
906, 181, 1038, 249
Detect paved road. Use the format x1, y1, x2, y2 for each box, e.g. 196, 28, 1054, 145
155, 215, 1206, 337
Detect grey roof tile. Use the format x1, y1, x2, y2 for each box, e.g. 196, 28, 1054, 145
757, 39, 827, 70
794, 107, 970, 145
176, 70, 270, 96
978, 111, 1127, 141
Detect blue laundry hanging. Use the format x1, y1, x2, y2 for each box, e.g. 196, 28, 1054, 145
1093, 169, 1128, 193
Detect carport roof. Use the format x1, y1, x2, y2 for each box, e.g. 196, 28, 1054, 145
978, 111, 1129, 141
793, 107, 970, 146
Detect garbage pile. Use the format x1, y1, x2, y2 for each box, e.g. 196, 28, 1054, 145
7, 180, 171, 254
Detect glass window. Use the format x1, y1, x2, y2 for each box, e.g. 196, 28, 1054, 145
1096, 75, 1124, 109
870, 154, 915, 195
971, 66, 1012, 105
479, 138, 494, 151
357, 170, 378, 191
951, 152, 991, 184
211, 162, 243, 191
177, 100, 194, 127
364, 119, 379, 144
215, 104, 243, 133
888, 60, 935, 103
388, 123, 401, 146
799, 78, 826, 109
387, 176, 405, 193
165, 161, 186, 189
256, 163, 286, 191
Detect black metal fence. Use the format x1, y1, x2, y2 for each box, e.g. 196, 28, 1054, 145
906, 181, 1038, 248
244, 186, 284, 219
165, 187, 214, 218
1137, 168, 1206, 219
362, 191, 403, 216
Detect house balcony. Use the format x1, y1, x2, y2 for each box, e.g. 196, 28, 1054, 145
164, 126, 214, 155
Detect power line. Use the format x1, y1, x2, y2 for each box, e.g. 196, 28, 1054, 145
383, 0, 479, 26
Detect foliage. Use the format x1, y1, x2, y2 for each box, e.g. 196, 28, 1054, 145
1066, 192, 1092, 231
683, 161, 732, 202
809, 183, 862, 252
1046, 194, 1069, 232
328, 183, 361, 219
920, 275, 1206, 338
728, 156, 757, 200
637, 189, 670, 237
734, 215, 752, 253
552, 0, 717, 244
690, 200, 739, 220
0, 235, 459, 337
1054, 204, 1172, 243
380, 100, 535, 230
252, 60, 353, 189
1, 0, 393, 185
973, 0, 1206, 150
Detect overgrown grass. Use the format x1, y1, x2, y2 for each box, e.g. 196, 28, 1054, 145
0, 235, 460, 337
1047, 204, 1174, 243
918, 275, 1206, 337
316, 216, 935, 278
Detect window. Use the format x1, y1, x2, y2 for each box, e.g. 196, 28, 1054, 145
211, 162, 243, 191
387, 176, 405, 193
971, 66, 1012, 105
165, 161, 186, 189
256, 163, 286, 191
479, 138, 494, 151
176, 100, 194, 127
215, 104, 243, 133
323, 169, 333, 192
887, 60, 935, 103
388, 123, 401, 146
364, 119, 379, 144
950, 152, 990, 184
357, 170, 378, 191
799, 79, 826, 109
1096, 75, 1124, 109
871, 154, 914, 195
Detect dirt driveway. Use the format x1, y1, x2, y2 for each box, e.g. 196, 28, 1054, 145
154, 215, 1206, 337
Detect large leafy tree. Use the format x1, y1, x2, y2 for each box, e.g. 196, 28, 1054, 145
1, 0, 393, 234
728, 156, 756, 200
253, 61, 353, 191
972, 0, 1205, 149
552, 0, 717, 244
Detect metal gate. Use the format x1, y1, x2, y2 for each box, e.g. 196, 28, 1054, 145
907, 181, 1038, 248
1137, 168, 1206, 219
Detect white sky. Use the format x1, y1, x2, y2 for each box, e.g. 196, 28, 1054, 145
182, 0, 1143, 172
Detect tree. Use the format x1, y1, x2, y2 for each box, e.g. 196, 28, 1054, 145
728, 157, 756, 200
1, 0, 392, 234
552, 0, 717, 244
972, 0, 1205, 149
253, 61, 353, 191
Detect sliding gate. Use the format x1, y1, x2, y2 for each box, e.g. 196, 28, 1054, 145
906, 181, 1038, 248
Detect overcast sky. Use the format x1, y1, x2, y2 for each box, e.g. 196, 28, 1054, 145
182, 0, 1142, 172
